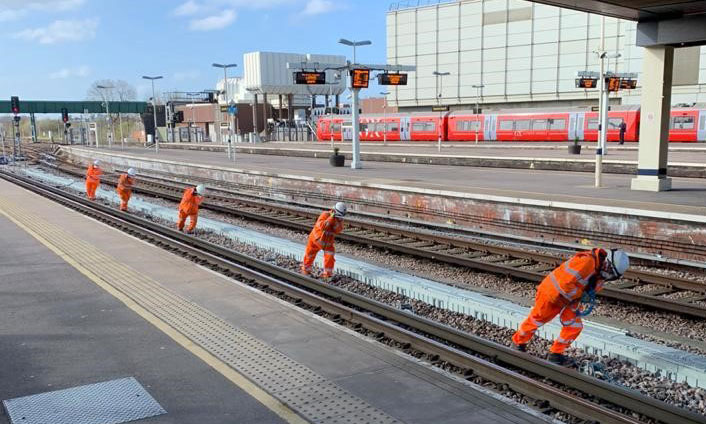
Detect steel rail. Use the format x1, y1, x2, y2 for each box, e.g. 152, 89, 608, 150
2, 169, 704, 424
51, 162, 706, 320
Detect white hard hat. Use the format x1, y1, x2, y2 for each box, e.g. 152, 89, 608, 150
333, 202, 347, 217
607, 249, 630, 277
195, 184, 206, 195
127, 168, 136, 177
93, 160, 100, 166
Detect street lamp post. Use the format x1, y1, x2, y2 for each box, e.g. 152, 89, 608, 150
472, 84, 485, 144
212, 63, 237, 157
142, 75, 163, 153
96, 84, 114, 149
433, 71, 450, 153
339, 38, 372, 169
380, 91, 390, 146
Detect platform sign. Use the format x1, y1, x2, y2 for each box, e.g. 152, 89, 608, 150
606, 77, 621, 92
294, 71, 326, 85
576, 78, 598, 89
378, 73, 408, 86
431, 105, 450, 112
351, 69, 370, 89
620, 79, 637, 90
228, 105, 237, 115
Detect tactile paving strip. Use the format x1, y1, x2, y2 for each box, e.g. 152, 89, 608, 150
2, 377, 165, 424
0, 199, 402, 424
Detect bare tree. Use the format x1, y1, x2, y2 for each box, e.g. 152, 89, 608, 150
86, 79, 138, 142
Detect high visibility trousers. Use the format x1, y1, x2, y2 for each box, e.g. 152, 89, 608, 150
117, 189, 131, 211
512, 285, 584, 354
301, 239, 335, 275
86, 181, 99, 200
177, 210, 198, 232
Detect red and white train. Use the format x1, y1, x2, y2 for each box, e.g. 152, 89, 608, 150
316, 105, 706, 143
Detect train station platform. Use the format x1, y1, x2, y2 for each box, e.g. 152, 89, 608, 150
59, 146, 706, 261
161, 141, 706, 178
0, 178, 547, 424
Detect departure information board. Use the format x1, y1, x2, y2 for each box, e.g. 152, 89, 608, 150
294, 71, 326, 85
378, 73, 408, 86
576, 78, 598, 89
351, 69, 370, 89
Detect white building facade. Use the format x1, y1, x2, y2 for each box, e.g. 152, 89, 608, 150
386, 0, 706, 111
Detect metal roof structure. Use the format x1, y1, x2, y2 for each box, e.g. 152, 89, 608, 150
528, 0, 706, 21
0, 100, 148, 114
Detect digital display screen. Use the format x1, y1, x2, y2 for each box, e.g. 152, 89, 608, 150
378, 73, 408, 86
351, 69, 370, 89
607, 77, 621, 92
576, 78, 597, 89
294, 71, 326, 85
620, 79, 637, 89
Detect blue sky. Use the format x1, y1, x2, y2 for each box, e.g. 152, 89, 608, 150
0, 0, 392, 101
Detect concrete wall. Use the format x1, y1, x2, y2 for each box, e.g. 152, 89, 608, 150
386, 0, 706, 109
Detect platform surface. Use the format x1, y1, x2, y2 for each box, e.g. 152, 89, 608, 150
0, 178, 546, 424
81, 146, 706, 214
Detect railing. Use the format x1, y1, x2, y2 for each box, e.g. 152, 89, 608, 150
388, 0, 458, 11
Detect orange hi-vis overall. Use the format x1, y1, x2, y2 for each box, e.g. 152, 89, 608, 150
301, 210, 344, 277
116, 174, 135, 211
512, 248, 606, 354
177, 187, 203, 232
85, 165, 102, 200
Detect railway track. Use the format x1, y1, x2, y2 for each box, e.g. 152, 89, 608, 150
43, 159, 706, 320
2, 169, 704, 424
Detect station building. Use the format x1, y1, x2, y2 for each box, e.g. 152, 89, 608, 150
386, 0, 706, 111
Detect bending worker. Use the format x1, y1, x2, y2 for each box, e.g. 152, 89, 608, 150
85, 160, 102, 201
177, 184, 206, 233
300, 202, 346, 279
512, 248, 629, 366
116, 168, 137, 212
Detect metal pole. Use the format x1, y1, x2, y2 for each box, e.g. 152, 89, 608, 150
151, 80, 159, 153
107, 99, 112, 149
595, 16, 606, 188
383, 97, 387, 146
475, 87, 480, 144
351, 87, 362, 169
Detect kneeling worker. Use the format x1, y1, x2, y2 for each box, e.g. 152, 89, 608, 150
177, 184, 206, 233
300, 202, 346, 279
512, 248, 629, 365
116, 168, 137, 211
85, 160, 102, 201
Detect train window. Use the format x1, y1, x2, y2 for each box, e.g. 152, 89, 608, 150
374, 123, 386, 132
456, 120, 480, 131
499, 120, 514, 130
387, 122, 399, 132
515, 120, 530, 130
360, 123, 369, 131
531, 119, 548, 130
412, 122, 426, 132
608, 118, 624, 129
586, 119, 599, 130
671, 116, 695, 129
331, 123, 341, 132
549, 119, 566, 130
700, 116, 706, 131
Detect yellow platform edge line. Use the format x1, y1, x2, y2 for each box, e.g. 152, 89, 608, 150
0, 203, 309, 424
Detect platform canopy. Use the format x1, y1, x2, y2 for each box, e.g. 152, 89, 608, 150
529, 1, 706, 47
0, 100, 148, 114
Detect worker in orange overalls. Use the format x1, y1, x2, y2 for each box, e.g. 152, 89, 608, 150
300, 202, 347, 279
85, 160, 102, 200
512, 248, 629, 366
177, 184, 206, 233
116, 168, 137, 212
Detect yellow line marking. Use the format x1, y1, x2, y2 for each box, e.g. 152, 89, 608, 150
0, 198, 308, 424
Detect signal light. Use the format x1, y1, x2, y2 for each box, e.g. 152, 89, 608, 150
61, 107, 69, 123
10, 96, 20, 114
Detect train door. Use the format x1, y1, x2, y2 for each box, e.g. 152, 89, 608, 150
484, 114, 497, 140
569, 113, 577, 140
342, 122, 353, 141
576, 113, 585, 140
699, 110, 706, 142
400, 116, 411, 141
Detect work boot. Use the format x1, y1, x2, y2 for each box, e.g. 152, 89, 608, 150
320, 272, 333, 280
514, 343, 527, 352
548, 353, 576, 367
300, 267, 310, 276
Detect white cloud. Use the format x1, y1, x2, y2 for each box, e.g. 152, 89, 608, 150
301, 0, 336, 15
49, 65, 90, 79
173, 70, 200, 81
15, 18, 98, 44
188, 9, 236, 31
173, 0, 201, 16
0, 0, 85, 21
